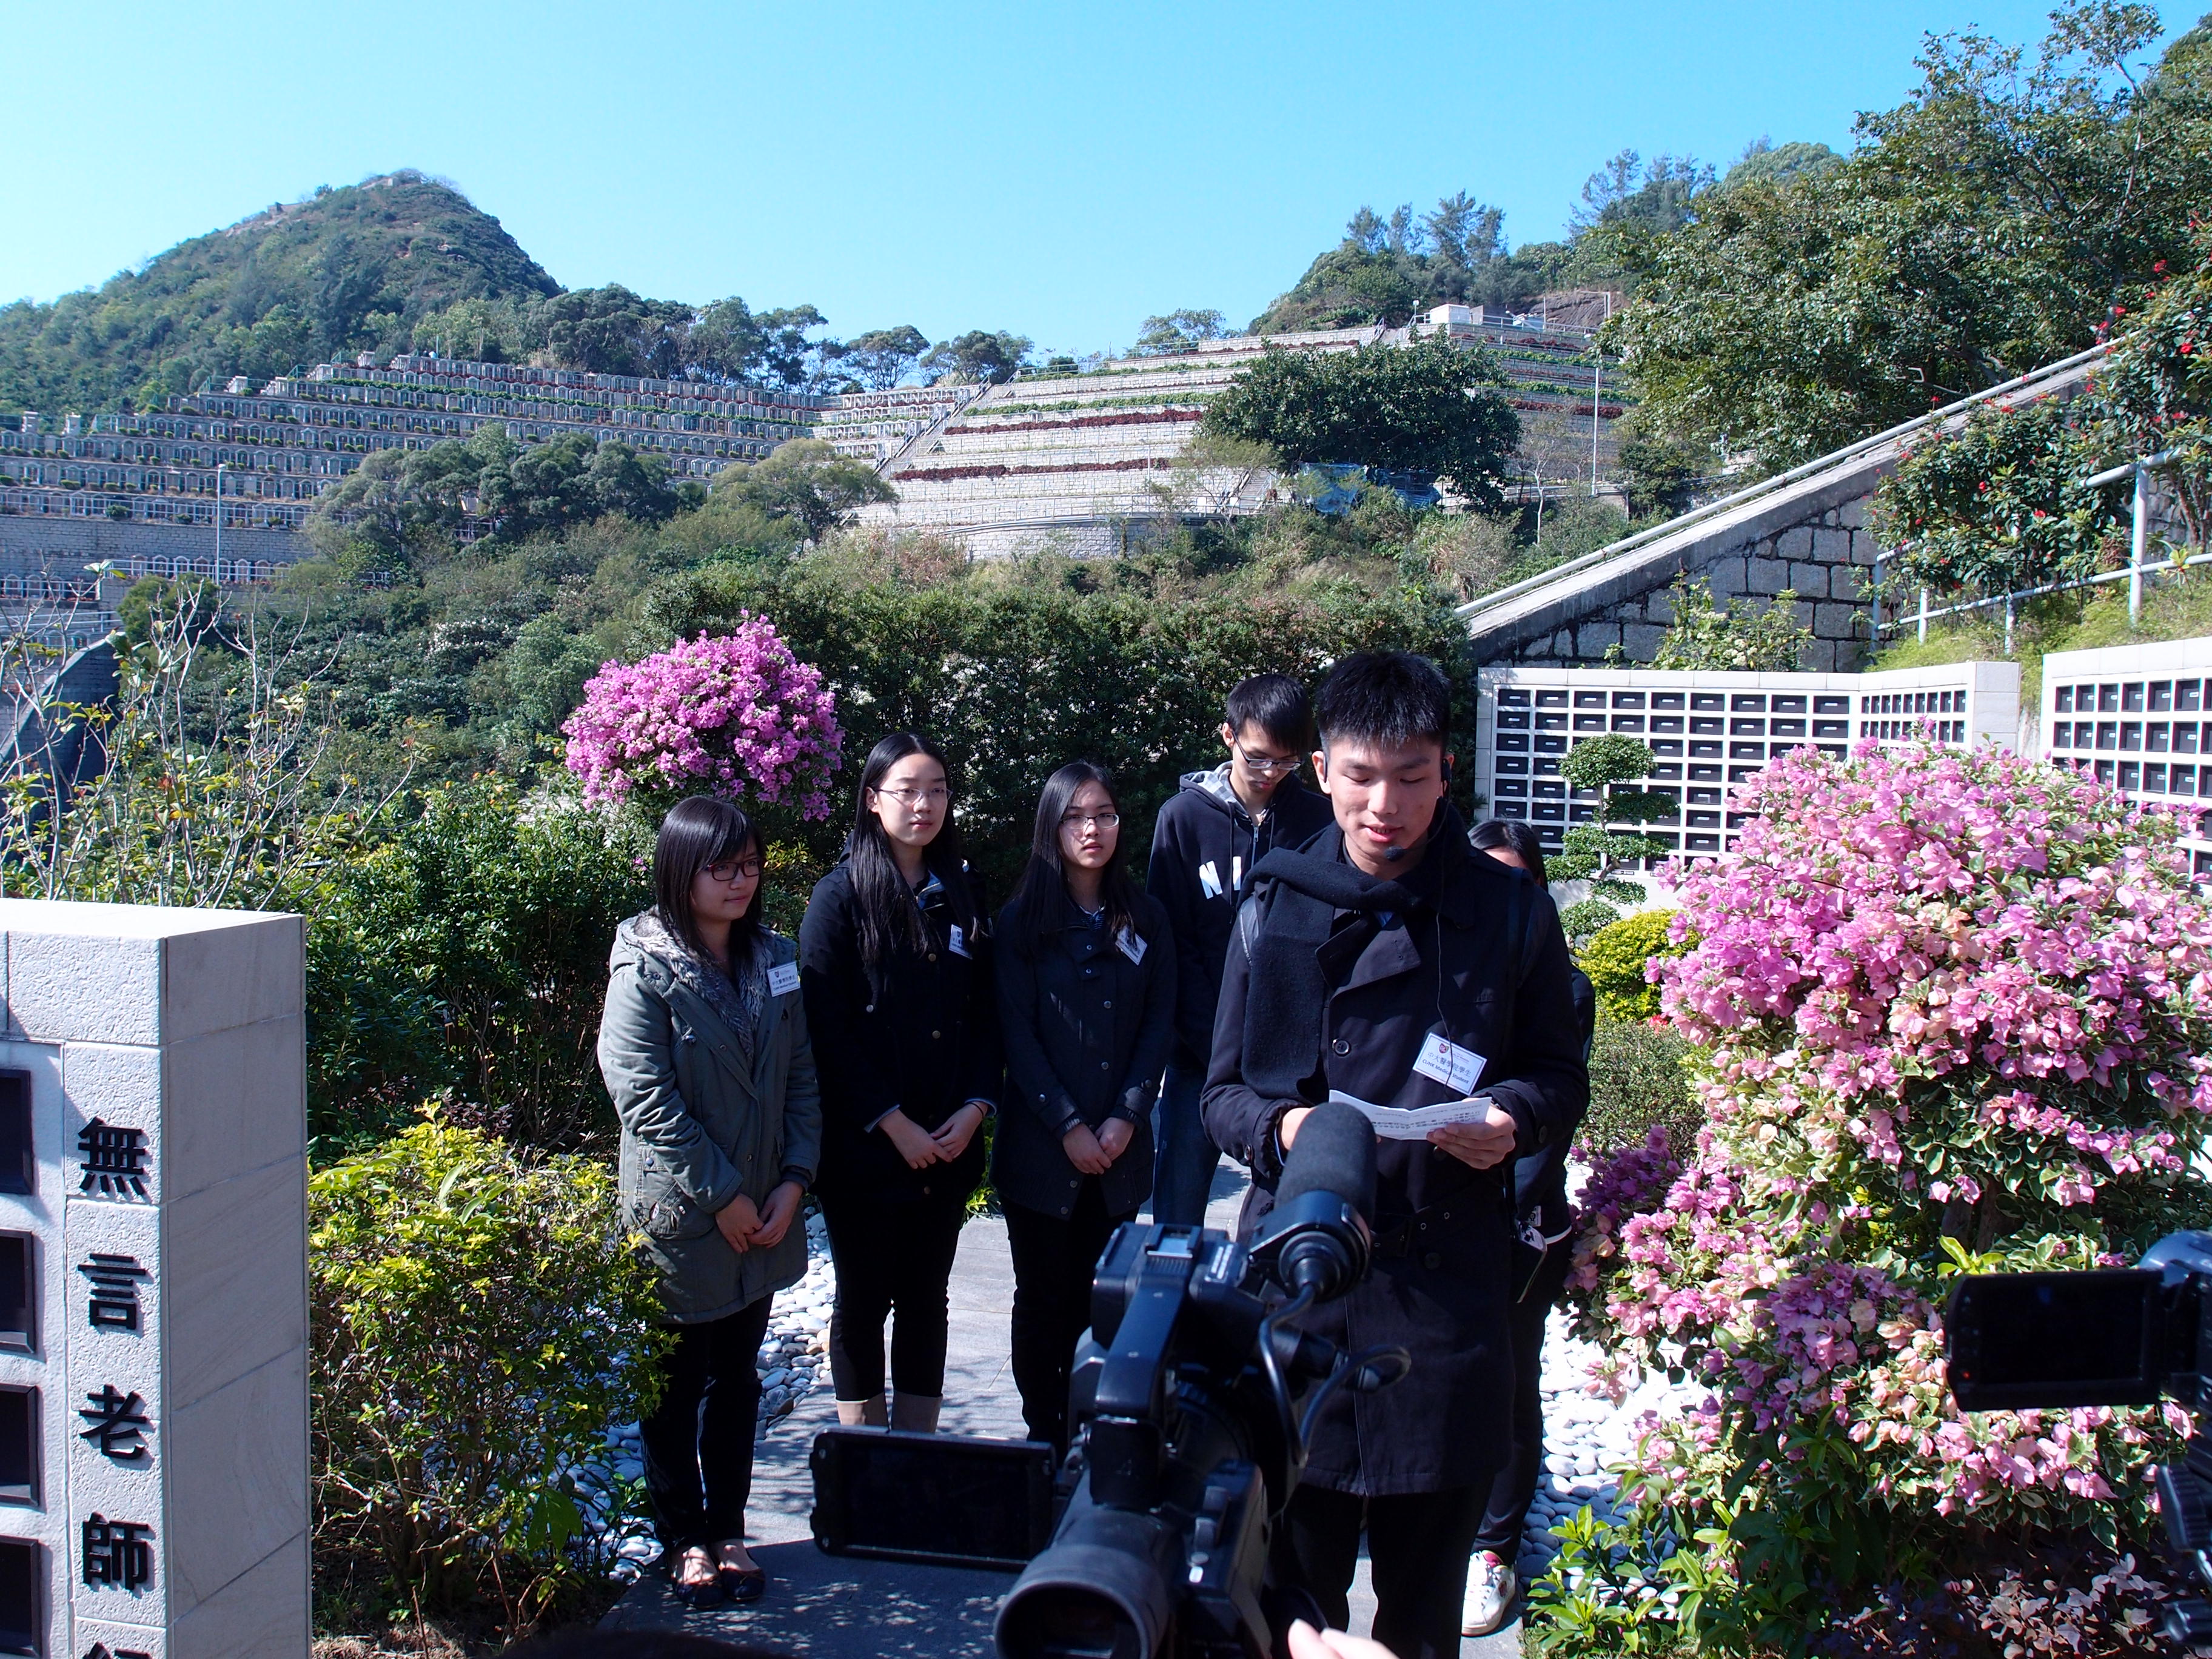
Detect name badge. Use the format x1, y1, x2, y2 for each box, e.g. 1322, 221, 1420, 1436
1116, 928, 1148, 965
768, 962, 801, 997
1412, 1031, 1486, 1094
1198, 861, 1222, 899
947, 923, 973, 958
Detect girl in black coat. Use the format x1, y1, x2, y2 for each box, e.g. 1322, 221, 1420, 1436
799, 732, 1000, 1433
993, 762, 1175, 1450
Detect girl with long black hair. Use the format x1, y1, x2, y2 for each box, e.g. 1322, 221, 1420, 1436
798, 732, 999, 1433
993, 762, 1175, 1450
598, 797, 820, 1608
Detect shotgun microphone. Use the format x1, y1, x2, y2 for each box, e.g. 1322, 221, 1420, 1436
1250, 1100, 1378, 1301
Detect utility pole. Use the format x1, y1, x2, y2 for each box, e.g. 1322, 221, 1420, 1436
215, 460, 226, 577
1589, 291, 1612, 497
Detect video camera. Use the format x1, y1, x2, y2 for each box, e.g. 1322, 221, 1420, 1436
1946, 1231, 2212, 1647
994, 1101, 1410, 1659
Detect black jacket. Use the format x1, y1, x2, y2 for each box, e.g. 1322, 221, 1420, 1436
798, 858, 1000, 1207
1201, 809, 1588, 1495
991, 888, 1176, 1219
1147, 765, 1334, 1069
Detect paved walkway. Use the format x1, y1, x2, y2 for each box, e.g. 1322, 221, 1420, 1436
605, 1165, 1523, 1655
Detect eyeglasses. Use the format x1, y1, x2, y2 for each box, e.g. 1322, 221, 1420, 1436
1236, 749, 1302, 775
873, 785, 950, 806
1061, 811, 1121, 831
705, 857, 764, 883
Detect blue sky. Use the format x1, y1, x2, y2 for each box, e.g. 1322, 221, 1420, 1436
7, 1, 2202, 357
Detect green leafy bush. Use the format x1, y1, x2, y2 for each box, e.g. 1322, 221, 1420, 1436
306, 785, 651, 1153
310, 1120, 670, 1637
1645, 572, 1812, 672
1578, 908, 1682, 1021
1579, 1016, 1698, 1158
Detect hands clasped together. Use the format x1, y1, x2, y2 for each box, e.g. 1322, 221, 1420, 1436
712, 1179, 808, 1253
876, 1101, 991, 1170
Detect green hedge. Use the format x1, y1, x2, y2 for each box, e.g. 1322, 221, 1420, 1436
1580, 1016, 1699, 1157
646, 561, 1478, 890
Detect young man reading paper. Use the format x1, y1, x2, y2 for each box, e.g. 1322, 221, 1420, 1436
1201, 652, 1587, 1659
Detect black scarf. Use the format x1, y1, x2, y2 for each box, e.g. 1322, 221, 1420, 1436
1241, 804, 1465, 1101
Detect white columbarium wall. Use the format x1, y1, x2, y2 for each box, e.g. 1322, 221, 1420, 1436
0, 900, 305, 1659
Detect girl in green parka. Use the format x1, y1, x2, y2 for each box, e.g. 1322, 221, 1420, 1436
598, 797, 822, 1609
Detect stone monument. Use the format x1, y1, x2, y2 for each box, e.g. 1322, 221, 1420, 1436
0, 900, 306, 1658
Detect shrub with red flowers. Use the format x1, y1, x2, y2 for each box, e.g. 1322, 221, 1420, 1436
1537, 740, 2212, 1654
561, 618, 842, 819
2093, 226, 2212, 551
1868, 398, 2130, 599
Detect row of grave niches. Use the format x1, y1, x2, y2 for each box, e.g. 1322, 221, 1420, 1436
2051, 755, 2212, 799
1493, 687, 1969, 746
2054, 680, 2207, 714
2050, 719, 2207, 755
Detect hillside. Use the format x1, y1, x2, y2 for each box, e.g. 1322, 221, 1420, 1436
0, 170, 558, 414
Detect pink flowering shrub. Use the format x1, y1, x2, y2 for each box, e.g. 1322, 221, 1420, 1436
561, 620, 842, 819
1547, 739, 2212, 1652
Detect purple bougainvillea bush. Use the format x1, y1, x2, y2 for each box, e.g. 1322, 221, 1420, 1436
1539, 739, 2212, 1651
562, 620, 842, 819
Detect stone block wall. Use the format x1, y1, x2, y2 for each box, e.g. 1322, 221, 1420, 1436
1496, 495, 1880, 672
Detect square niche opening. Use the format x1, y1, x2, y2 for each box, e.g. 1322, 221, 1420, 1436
0, 1535, 35, 1655
0, 1391, 33, 1507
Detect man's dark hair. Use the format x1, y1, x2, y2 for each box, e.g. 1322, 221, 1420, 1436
1471, 817, 1549, 888
1313, 652, 1452, 752
1223, 673, 1313, 749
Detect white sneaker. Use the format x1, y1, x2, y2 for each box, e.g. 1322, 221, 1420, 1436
1462, 1550, 1518, 1637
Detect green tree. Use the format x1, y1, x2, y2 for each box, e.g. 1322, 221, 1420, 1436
1612, 4, 2212, 470
1719, 136, 1843, 190
711, 438, 897, 539
1133, 309, 1230, 355
922, 330, 1034, 384
1201, 339, 1520, 508
840, 324, 931, 389
311, 429, 683, 556
1617, 417, 1709, 517
1546, 734, 1678, 938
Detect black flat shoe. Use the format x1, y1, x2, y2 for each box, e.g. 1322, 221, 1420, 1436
720, 1564, 765, 1603
670, 1548, 726, 1610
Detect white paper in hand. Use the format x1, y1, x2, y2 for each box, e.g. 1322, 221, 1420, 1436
1327, 1090, 1496, 1140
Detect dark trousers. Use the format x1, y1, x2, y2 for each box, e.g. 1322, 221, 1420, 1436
1473, 1239, 1574, 1558
638, 1296, 775, 1552
1005, 1179, 1131, 1450
820, 1190, 967, 1401
1276, 1482, 1493, 1659
1148, 1061, 1220, 1227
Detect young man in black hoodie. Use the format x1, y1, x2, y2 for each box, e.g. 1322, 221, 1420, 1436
1146, 674, 1335, 1224
1202, 653, 1587, 1659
